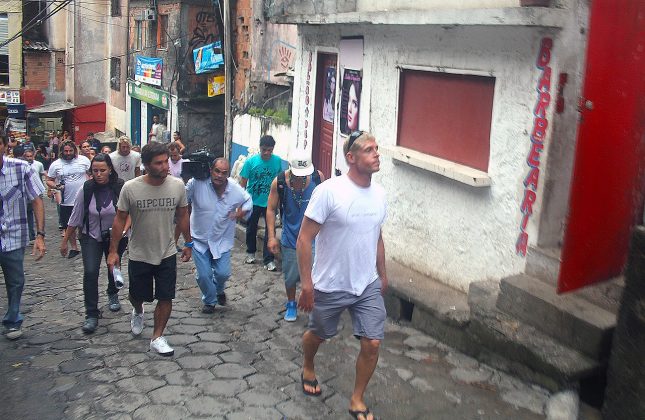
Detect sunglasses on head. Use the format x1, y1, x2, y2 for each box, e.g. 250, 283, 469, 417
347, 130, 364, 151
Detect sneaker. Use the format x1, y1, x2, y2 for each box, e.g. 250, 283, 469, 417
265, 261, 277, 271
68, 249, 81, 259
284, 301, 297, 322
150, 336, 174, 356
201, 304, 215, 314
217, 293, 227, 306
244, 253, 256, 264
130, 308, 144, 335
5, 327, 22, 340
82, 317, 98, 334
108, 294, 121, 312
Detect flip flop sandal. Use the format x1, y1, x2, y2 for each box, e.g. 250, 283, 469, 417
300, 373, 322, 396
348, 408, 373, 420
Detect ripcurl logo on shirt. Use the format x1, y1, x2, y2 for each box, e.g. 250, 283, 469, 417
135, 197, 177, 210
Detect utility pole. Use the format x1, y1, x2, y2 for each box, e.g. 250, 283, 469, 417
222, 0, 232, 160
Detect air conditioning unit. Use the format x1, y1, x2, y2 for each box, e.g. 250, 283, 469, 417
143, 9, 157, 21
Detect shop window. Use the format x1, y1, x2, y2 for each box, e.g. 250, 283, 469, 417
110, 57, 121, 91
397, 68, 495, 173
111, 0, 121, 17
157, 15, 168, 50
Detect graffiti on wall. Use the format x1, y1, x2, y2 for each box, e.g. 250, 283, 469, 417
266, 40, 296, 82
516, 37, 553, 257
189, 9, 218, 50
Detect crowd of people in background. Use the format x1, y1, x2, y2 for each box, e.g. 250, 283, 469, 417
1, 126, 388, 419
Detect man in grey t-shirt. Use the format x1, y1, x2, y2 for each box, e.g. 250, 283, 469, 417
108, 142, 192, 357
109, 136, 141, 181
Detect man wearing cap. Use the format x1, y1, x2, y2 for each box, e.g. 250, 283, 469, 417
186, 158, 253, 313
296, 131, 387, 420
266, 151, 324, 322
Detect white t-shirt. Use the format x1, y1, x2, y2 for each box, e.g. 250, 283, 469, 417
29, 160, 45, 177
304, 174, 387, 295
47, 156, 91, 206
110, 151, 141, 181
150, 123, 167, 143
168, 157, 187, 178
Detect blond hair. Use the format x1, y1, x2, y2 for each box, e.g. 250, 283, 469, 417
117, 135, 131, 145
343, 131, 375, 156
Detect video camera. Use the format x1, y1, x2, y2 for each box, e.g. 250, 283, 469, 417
181, 149, 216, 180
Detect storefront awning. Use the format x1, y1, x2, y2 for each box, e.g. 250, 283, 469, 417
27, 101, 76, 114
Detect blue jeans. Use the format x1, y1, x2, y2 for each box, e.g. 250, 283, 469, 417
193, 248, 230, 306
0, 248, 26, 329
80, 235, 128, 318
27, 202, 35, 241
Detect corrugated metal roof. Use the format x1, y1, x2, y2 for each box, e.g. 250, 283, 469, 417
27, 101, 75, 113
23, 40, 50, 51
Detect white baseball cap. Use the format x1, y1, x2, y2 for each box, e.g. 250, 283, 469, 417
288, 150, 314, 177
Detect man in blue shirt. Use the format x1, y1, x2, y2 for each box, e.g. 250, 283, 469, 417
0, 135, 47, 340
239, 135, 282, 271
266, 151, 324, 322
187, 158, 253, 313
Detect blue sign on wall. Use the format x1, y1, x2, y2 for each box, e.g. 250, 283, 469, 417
7, 104, 26, 119
193, 41, 224, 74
135, 56, 163, 86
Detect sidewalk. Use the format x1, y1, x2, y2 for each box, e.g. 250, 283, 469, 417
0, 200, 563, 419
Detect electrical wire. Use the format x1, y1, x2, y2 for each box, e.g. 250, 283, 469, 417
0, 0, 73, 49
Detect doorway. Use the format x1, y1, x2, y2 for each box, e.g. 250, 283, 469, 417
312, 53, 337, 179
558, 0, 645, 292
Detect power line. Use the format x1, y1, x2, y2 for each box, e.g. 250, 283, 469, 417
0, 0, 73, 50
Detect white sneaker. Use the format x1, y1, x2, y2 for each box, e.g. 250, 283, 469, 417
150, 336, 174, 356
265, 261, 277, 271
244, 254, 256, 264
5, 328, 22, 340
130, 308, 144, 336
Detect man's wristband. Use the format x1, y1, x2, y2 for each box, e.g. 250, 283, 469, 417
37, 231, 46, 238
183, 241, 194, 248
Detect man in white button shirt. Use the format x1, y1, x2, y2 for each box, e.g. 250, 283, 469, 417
186, 158, 252, 314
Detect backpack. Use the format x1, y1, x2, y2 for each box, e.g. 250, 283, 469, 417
82, 178, 125, 234
276, 169, 321, 215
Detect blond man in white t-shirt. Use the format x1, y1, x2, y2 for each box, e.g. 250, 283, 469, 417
296, 131, 387, 420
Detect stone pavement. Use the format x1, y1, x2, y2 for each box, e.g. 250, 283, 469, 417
0, 200, 556, 419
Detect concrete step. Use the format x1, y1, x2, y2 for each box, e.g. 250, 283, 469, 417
525, 245, 561, 287
496, 274, 616, 360
468, 281, 601, 391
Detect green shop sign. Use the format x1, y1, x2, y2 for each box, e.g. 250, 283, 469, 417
127, 80, 170, 109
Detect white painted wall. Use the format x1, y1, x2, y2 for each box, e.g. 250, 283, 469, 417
105, 104, 126, 135
232, 113, 291, 160
294, 12, 584, 291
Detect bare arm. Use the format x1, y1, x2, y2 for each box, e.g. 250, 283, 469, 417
176, 205, 192, 262
46, 175, 57, 189
31, 196, 46, 260
376, 232, 388, 295
266, 178, 280, 255
107, 209, 128, 269
134, 167, 141, 177
296, 216, 322, 312
239, 177, 248, 189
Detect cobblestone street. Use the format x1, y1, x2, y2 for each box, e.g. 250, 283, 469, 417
0, 200, 551, 419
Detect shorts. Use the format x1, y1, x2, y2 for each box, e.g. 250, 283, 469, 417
282, 244, 315, 289
128, 255, 177, 302
59, 205, 74, 229
307, 279, 386, 340
282, 246, 299, 289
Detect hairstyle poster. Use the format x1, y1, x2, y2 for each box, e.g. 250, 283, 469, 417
340, 69, 362, 135
322, 66, 336, 123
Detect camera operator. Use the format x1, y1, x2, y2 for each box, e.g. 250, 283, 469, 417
47, 140, 91, 256
60, 154, 130, 334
